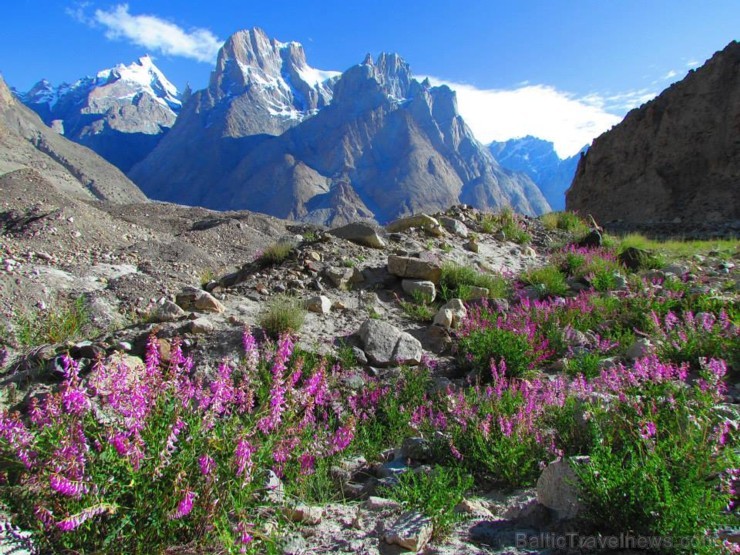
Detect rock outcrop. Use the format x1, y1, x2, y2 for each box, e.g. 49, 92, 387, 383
20, 56, 181, 173
0, 75, 146, 203
566, 41, 740, 227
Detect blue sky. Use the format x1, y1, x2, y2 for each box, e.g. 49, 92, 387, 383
1, 1, 738, 156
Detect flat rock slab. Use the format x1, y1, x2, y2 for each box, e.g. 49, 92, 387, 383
387, 255, 442, 283
384, 511, 433, 552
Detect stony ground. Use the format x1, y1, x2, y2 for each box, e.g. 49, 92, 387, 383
1, 178, 738, 554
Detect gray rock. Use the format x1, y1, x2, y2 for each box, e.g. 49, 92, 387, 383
386, 214, 440, 233
358, 320, 422, 367
440, 216, 469, 238
441, 298, 467, 328
401, 279, 436, 301
365, 496, 402, 511
324, 266, 363, 290
283, 504, 323, 525
305, 295, 331, 314
329, 222, 385, 249
401, 437, 433, 462
536, 457, 588, 520
152, 300, 187, 322
176, 287, 226, 313
384, 511, 433, 552
188, 317, 214, 334
467, 285, 489, 299
387, 255, 442, 283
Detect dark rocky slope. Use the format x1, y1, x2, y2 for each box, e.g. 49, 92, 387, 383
567, 41, 740, 228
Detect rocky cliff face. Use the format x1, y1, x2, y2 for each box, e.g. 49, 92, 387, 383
129, 28, 340, 201
131, 29, 549, 225
20, 56, 181, 173
567, 41, 740, 226
0, 75, 147, 203
490, 136, 586, 211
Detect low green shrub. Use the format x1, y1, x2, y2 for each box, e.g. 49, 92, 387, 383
13, 296, 93, 347
259, 242, 294, 265
380, 466, 473, 539
259, 295, 306, 337
439, 263, 510, 301
520, 264, 569, 298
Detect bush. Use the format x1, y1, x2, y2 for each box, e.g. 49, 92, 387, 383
258, 242, 294, 265
457, 326, 537, 379
520, 264, 569, 298
540, 211, 590, 235
13, 296, 93, 347
439, 263, 510, 301
259, 295, 306, 337
380, 466, 473, 538
480, 207, 531, 244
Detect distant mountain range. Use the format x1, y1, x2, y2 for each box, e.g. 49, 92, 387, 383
489, 137, 586, 211
16, 28, 557, 224
19, 55, 181, 173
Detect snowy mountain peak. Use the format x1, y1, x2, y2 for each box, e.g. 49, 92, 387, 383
95, 55, 181, 111
208, 27, 339, 123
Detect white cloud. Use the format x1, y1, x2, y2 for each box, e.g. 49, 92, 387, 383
663, 69, 680, 80
686, 59, 700, 68
424, 78, 644, 158
92, 4, 222, 63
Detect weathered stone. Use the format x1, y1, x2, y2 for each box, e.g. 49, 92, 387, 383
401, 279, 436, 301
467, 285, 489, 300
401, 437, 433, 462
387, 255, 442, 283
188, 317, 214, 334
305, 295, 331, 314
325, 267, 354, 290
384, 511, 433, 552
175, 287, 225, 313
365, 496, 402, 511
283, 504, 323, 525
441, 298, 467, 328
440, 216, 469, 238
358, 320, 422, 367
455, 499, 494, 518
433, 308, 453, 328
329, 222, 385, 249
536, 457, 588, 520
152, 300, 186, 322
386, 214, 439, 233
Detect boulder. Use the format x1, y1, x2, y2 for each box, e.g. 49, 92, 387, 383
536, 457, 588, 520
433, 308, 453, 329
329, 222, 385, 249
305, 295, 332, 314
152, 300, 187, 322
401, 279, 436, 301
385, 214, 439, 233
175, 287, 226, 313
440, 216, 469, 238
188, 318, 214, 334
358, 320, 422, 367
388, 255, 442, 283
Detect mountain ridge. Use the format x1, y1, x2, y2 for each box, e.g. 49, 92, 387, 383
130, 29, 550, 225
